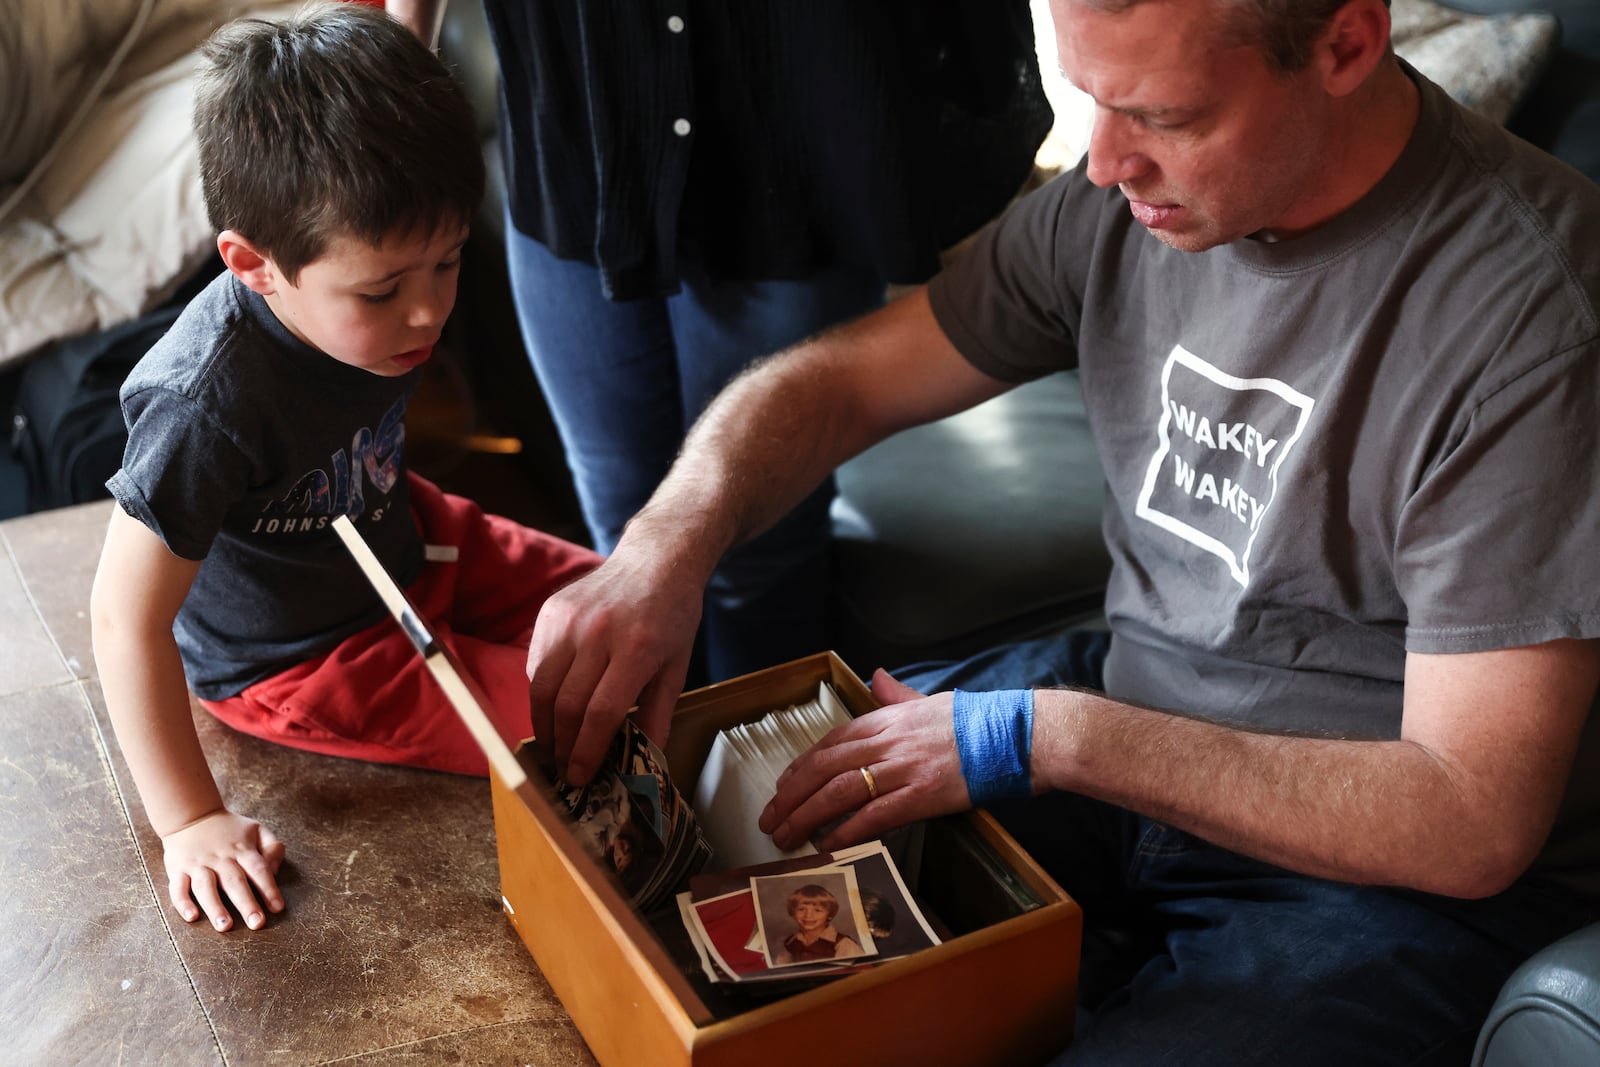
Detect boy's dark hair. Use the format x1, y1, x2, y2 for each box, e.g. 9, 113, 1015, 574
194, 2, 484, 284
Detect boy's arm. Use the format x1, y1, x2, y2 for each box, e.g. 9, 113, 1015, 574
90, 507, 285, 932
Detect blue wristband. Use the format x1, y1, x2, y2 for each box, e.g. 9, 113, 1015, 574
951, 688, 1034, 807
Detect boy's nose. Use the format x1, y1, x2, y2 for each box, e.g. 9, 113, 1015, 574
407, 288, 449, 330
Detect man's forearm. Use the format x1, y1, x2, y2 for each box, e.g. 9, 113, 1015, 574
1032, 675, 1577, 898
1035, 690, 1467, 890
617, 348, 854, 575
616, 289, 997, 574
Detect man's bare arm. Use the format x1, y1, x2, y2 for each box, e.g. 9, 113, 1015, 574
639, 289, 1005, 575
1033, 640, 1598, 895
527, 289, 1011, 783
765, 639, 1599, 896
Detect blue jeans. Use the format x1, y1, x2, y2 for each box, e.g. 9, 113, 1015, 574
899, 629, 1595, 1066
505, 227, 884, 681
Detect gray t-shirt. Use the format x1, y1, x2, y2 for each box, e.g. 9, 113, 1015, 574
928, 70, 1600, 891
109, 272, 423, 699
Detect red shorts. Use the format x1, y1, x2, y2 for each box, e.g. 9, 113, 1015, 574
200, 474, 600, 776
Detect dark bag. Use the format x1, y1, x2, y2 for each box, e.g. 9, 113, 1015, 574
9, 306, 182, 512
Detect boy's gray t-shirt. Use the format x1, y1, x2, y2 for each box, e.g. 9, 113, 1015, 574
928, 71, 1600, 888
109, 272, 424, 699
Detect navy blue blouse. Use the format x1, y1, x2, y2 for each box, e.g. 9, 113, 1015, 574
480, 0, 1053, 300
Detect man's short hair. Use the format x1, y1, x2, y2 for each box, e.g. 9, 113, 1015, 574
786, 884, 841, 920
194, 1, 484, 283
1080, 0, 1388, 74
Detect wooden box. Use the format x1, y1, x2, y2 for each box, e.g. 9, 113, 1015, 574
490, 652, 1082, 1067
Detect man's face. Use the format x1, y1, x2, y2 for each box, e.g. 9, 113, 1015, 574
793, 898, 829, 933
263, 225, 467, 377
1052, 0, 1334, 250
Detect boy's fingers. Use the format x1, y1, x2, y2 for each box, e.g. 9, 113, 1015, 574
168, 872, 201, 923
258, 826, 287, 875
216, 864, 265, 930
239, 850, 285, 914
187, 868, 233, 931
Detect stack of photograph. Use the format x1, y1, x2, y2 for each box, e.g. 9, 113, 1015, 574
691, 680, 857, 868
551, 719, 713, 911
676, 839, 942, 986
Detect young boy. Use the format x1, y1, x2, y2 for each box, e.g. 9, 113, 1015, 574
773, 883, 866, 965
89, 3, 598, 936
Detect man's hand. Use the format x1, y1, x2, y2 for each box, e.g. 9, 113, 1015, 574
526, 543, 704, 786
526, 291, 1006, 788
759, 670, 973, 852
161, 809, 286, 932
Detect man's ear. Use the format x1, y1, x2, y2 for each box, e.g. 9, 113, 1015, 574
217, 230, 281, 296
1316, 0, 1392, 98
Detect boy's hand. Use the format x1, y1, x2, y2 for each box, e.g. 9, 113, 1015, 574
161, 810, 286, 932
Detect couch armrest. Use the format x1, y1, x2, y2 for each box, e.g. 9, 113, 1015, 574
1474, 922, 1600, 1066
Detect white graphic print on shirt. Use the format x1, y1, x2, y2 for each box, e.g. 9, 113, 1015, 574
1135, 344, 1314, 586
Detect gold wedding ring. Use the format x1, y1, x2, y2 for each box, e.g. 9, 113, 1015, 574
859, 765, 880, 802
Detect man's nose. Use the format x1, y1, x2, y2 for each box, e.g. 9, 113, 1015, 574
1084, 109, 1151, 189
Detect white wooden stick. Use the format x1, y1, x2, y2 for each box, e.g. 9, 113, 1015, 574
331, 515, 529, 790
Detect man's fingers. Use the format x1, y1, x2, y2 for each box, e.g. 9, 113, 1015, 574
563, 656, 655, 785
761, 726, 883, 839
871, 668, 926, 705
527, 622, 578, 755
551, 653, 618, 783
813, 787, 928, 853
766, 763, 878, 850
635, 656, 691, 748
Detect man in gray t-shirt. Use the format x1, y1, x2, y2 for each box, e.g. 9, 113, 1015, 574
523, 1, 1600, 1062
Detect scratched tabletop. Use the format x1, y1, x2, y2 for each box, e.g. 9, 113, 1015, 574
1, 501, 594, 1066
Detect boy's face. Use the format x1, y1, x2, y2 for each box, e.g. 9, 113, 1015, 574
257, 225, 468, 377
793, 898, 830, 933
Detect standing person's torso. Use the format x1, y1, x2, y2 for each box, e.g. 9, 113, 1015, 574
480, 0, 1055, 298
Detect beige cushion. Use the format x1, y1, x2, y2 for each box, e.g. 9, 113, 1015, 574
0, 0, 297, 367
1392, 0, 1560, 125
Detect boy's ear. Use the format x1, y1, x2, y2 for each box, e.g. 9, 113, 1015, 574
217, 230, 281, 296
